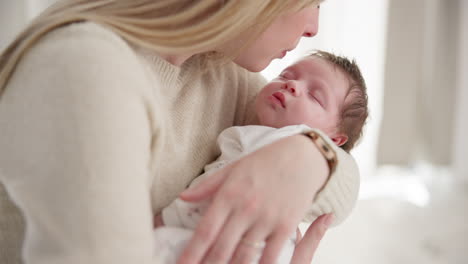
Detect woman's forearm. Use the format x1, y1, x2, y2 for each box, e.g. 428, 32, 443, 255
281, 134, 330, 196
293, 130, 361, 226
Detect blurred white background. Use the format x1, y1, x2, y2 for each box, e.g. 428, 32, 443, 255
1, 0, 467, 263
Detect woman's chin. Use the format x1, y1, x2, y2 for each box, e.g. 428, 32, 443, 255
234, 57, 271, 72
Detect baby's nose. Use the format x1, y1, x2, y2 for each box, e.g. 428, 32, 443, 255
285, 81, 300, 96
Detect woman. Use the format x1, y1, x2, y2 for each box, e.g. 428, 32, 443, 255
0, 0, 359, 263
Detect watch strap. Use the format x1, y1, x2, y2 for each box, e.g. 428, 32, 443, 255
303, 131, 338, 175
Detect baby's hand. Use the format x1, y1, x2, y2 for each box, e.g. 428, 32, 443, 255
153, 213, 164, 229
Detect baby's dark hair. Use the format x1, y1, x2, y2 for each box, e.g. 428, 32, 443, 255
309, 50, 369, 152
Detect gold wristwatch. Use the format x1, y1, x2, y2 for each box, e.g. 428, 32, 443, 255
303, 131, 338, 174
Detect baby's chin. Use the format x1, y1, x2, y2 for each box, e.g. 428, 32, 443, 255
257, 119, 294, 129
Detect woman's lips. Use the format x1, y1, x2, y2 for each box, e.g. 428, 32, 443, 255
270, 91, 286, 108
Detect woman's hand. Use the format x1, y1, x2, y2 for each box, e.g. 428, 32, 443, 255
176, 135, 330, 264
291, 214, 334, 264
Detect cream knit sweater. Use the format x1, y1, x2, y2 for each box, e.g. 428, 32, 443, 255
0, 22, 359, 264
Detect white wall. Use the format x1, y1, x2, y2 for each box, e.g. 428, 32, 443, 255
262, 0, 389, 178
0, 1, 27, 51
0, 0, 58, 50
26, 0, 57, 19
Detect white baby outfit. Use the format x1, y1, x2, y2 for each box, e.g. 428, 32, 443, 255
154, 125, 360, 263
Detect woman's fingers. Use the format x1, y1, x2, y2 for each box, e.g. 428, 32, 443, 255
179, 171, 228, 202
179, 136, 328, 264
290, 214, 334, 264
258, 229, 292, 264
230, 221, 272, 264
176, 198, 230, 264
202, 212, 251, 263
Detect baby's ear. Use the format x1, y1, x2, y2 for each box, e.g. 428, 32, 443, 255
331, 134, 348, 146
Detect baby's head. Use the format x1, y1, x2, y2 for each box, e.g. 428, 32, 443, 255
255, 50, 368, 152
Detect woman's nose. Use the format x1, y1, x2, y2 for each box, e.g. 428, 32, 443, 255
303, 27, 318, 37
303, 7, 320, 37
303, 21, 319, 37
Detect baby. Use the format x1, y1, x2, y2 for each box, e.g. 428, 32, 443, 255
153, 50, 368, 263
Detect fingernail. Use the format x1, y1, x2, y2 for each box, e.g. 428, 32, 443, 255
324, 214, 335, 228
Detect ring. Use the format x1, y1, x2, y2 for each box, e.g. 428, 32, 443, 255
240, 239, 266, 249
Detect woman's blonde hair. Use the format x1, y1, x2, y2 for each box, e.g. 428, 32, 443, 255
0, 0, 321, 98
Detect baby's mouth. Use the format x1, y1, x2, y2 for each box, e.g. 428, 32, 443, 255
272, 91, 286, 108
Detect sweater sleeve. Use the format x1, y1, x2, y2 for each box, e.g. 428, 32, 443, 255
302, 129, 360, 227
0, 24, 160, 264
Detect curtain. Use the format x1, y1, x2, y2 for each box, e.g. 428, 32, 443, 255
377, 0, 460, 166
0, 0, 57, 51
453, 0, 468, 179
0, 1, 27, 51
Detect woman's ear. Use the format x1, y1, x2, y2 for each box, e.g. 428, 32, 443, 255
331, 133, 348, 146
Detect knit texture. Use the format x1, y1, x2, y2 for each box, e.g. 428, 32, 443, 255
0, 22, 358, 264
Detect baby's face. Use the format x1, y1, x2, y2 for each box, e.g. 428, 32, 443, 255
255, 56, 350, 136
